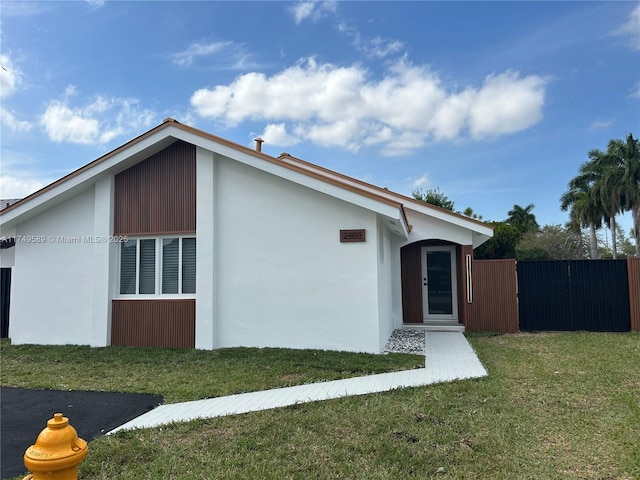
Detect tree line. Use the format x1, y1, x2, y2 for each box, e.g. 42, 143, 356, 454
411, 133, 639, 260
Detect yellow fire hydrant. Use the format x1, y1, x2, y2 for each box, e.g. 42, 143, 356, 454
23, 413, 88, 480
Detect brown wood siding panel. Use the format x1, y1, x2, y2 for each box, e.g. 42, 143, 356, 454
468, 259, 519, 333
457, 245, 473, 326
401, 243, 422, 323
114, 141, 196, 235
111, 299, 195, 348
628, 258, 640, 332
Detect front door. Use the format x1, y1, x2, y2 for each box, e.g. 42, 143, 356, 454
421, 246, 458, 321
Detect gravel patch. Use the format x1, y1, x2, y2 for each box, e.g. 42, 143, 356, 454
382, 329, 425, 355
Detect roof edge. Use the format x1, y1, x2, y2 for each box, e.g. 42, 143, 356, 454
1, 120, 178, 217
1, 119, 488, 238
277, 152, 493, 231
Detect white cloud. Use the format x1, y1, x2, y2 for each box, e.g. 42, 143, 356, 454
172, 41, 233, 67
289, 1, 337, 24
171, 41, 264, 71
300, 118, 362, 151
0, 54, 21, 98
40, 89, 156, 145
589, 119, 613, 130
630, 81, 640, 99
0, 175, 48, 198
412, 173, 431, 188
337, 22, 405, 59
41, 101, 100, 144
260, 123, 300, 147
614, 4, 640, 51
0, 109, 33, 132
467, 71, 547, 138
191, 57, 548, 155
290, 2, 315, 24
367, 37, 404, 59
0, 2, 49, 17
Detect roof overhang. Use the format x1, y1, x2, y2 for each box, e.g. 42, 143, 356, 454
1, 119, 492, 246
0, 120, 411, 237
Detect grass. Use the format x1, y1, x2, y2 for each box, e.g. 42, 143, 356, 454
2, 332, 639, 479
0, 341, 423, 403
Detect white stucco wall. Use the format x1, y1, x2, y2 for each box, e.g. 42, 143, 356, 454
0, 246, 14, 267
405, 208, 476, 247
389, 239, 404, 329
90, 175, 117, 347
211, 157, 381, 353
195, 147, 216, 349
376, 219, 394, 350
10, 187, 96, 345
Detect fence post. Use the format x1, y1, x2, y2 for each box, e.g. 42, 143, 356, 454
629, 258, 640, 332
23, 413, 88, 480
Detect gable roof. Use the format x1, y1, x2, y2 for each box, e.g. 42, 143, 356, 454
0, 119, 492, 242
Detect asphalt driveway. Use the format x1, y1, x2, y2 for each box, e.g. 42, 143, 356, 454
1, 387, 162, 479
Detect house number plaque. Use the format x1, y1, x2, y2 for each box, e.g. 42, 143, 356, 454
340, 229, 366, 243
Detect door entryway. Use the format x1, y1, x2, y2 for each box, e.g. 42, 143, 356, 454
421, 246, 458, 321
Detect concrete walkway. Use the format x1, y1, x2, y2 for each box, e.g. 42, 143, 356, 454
109, 332, 487, 433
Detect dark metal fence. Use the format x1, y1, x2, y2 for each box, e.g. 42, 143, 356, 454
1, 268, 11, 338
517, 260, 630, 332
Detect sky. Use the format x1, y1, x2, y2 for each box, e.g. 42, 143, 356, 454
1, 1, 639, 234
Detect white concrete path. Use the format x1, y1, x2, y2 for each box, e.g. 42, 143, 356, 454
109, 332, 486, 433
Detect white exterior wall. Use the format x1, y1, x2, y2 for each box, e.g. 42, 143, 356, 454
406, 209, 476, 247
1, 246, 14, 267
90, 175, 116, 347
195, 147, 216, 349
10, 187, 96, 345
389, 238, 404, 329
376, 219, 394, 350
212, 157, 381, 353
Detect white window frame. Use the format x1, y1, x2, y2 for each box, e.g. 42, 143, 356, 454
117, 235, 196, 299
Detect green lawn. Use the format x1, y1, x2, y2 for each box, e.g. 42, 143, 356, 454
2, 332, 639, 479
0, 341, 423, 403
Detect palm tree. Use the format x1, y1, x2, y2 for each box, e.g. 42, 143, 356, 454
578, 149, 622, 258
562, 133, 639, 259
560, 175, 603, 260
586, 134, 640, 258
608, 133, 640, 256
506, 204, 539, 234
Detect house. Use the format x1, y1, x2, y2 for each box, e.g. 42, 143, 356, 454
0, 119, 492, 353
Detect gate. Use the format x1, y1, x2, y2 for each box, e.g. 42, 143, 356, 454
467, 259, 519, 333
518, 260, 630, 332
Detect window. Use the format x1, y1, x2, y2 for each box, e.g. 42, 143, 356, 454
162, 238, 179, 294
139, 239, 156, 294
119, 237, 196, 295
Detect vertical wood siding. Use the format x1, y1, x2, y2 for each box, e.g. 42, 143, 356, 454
456, 245, 473, 326
628, 257, 640, 332
111, 299, 195, 348
467, 259, 519, 333
114, 141, 196, 235
401, 242, 423, 323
